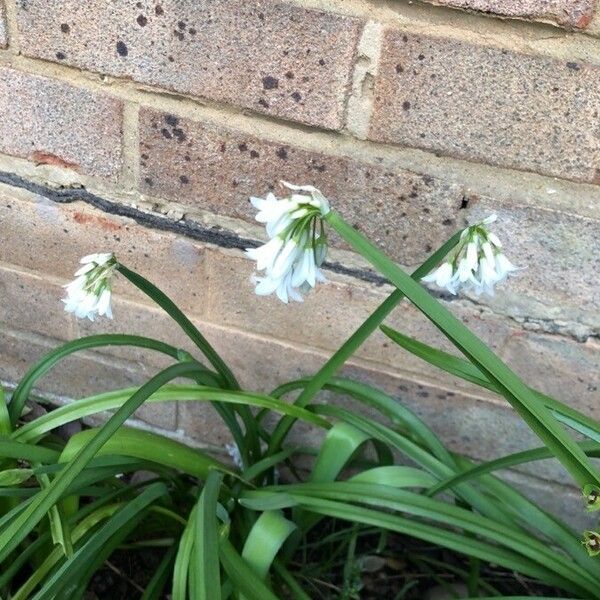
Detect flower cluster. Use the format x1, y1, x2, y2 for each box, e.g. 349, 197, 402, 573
422, 215, 520, 296
246, 182, 330, 303
63, 253, 117, 321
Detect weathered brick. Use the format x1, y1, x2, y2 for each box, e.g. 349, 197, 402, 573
468, 199, 600, 334
421, 0, 598, 29
0, 328, 176, 430
0, 188, 208, 316
0, 2, 7, 48
139, 109, 465, 265
0, 68, 122, 177
0, 266, 76, 342
16, 0, 362, 130
369, 31, 600, 184
502, 332, 600, 418
203, 246, 511, 384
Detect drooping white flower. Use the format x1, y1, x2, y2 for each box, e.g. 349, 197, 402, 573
246, 182, 329, 303
63, 252, 117, 320
421, 214, 522, 296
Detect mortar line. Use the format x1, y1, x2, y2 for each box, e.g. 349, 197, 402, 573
0, 50, 598, 220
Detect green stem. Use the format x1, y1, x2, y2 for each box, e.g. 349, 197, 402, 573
325, 210, 600, 488
117, 264, 262, 466
267, 229, 463, 454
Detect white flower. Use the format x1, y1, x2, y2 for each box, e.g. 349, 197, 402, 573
421, 214, 521, 297
63, 252, 117, 321
246, 182, 329, 303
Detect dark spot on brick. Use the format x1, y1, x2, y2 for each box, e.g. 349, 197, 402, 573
442, 218, 454, 226
141, 153, 149, 160
178, 20, 186, 30
174, 30, 184, 41
402, 100, 411, 111
179, 175, 190, 184
262, 76, 279, 90
168, 55, 174, 62
276, 147, 288, 160
238, 143, 248, 152
161, 128, 172, 140
258, 12, 265, 20
165, 114, 179, 126
155, 4, 164, 15
460, 196, 469, 209
136, 1, 142, 6
116, 41, 128, 57
258, 98, 269, 108
60, 23, 70, 33
173, 128, 186, 142
395, 63, 404, 73
189, 27, 196, 35
419, 133, 426, 138
56, 51, 66, 60
318, 58, 326, 66
144, 177, 153, 186
566, 61, 581, 71
409, 191, 418, 198
184, 153, 191, 161
402, 34, 408, 42
417, 390, 429, 397
418, 53, 425, 60
137, 14, 148, 26
285, 71, 294, 79
250, 150, 259, 158
291, 91, 302, 102
219, 143, 226, 153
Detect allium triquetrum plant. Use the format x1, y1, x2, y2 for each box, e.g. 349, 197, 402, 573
1, 181, 600, 598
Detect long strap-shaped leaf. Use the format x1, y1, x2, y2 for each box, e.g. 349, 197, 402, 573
12, 384, 330, 444
0, 362, 207, 563
240, 491, 593, 598
241, 510, 296, 597
267, 230, 464, 454
326, 210, 600, 488
31, 483, 168, 600
7, 334, 186, 424
381, 325, 600, 444
195, 471, 224, 600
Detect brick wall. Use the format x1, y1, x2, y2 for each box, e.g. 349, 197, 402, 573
0, 0, 598, 521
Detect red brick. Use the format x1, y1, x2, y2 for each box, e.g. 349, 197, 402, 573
15, 0, 362, 130
139, 109, 465, 265
369, 31, 600, 185
0, 68, 123, 177
421, 0, 598, 29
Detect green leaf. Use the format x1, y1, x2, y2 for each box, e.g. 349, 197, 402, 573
241, 489, 595, 598
327, 209, 600, 489
350, 466, 437, 489
59, 427, 230, 480
267, 229, 464, 454
30, 482, 168, 600
173, 505, 196, 600
219, 538, 280, 600
8, 334, 185, 425
241, 511, 296, 583
0, 467, 33, 486
380, 325, 600, 444
0, 362, 207, 564
117, 264, 238, 391
195, 470, 224, 600
0, 385, 11, 435
0, 439, 60, 462
13, 384, 330, 444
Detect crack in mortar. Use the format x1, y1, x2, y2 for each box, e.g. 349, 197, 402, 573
0, 170, 393, 286
0, 171, 595, 344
